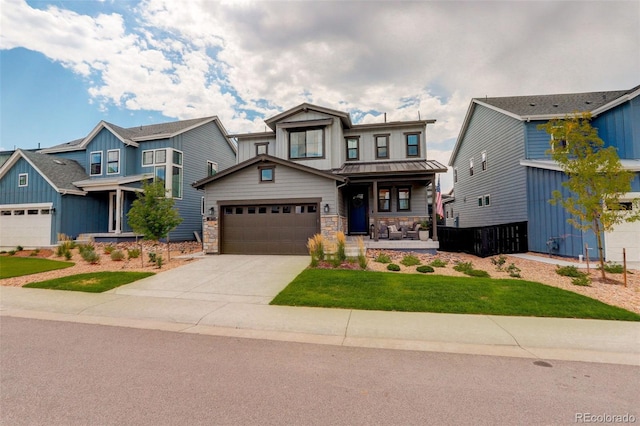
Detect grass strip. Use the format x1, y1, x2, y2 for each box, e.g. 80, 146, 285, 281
271, 269, 640, 321
24, 272, 154, 293
0, 257, 74, 279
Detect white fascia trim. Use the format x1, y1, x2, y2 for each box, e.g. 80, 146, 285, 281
519, 159, 563, 171
39, 122, 138, 154
591, 87, 640, 116
473, 100, 524, 121
0, 202, 53, 209
73, 173, 153, 188
4, 150, 77, 194
620, 160, 640, 171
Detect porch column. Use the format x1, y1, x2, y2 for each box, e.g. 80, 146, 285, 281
115, 188, 122, 234
431, 176, 438, 241
373, 180, 379, 241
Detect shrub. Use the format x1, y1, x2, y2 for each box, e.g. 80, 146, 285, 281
155, 255, 163, 269
416, 265, 435, 273
400, 254, 421, 267
429, 258, 448, 268
506, 263, 522, 278
56, 241, 73, 258
336, 231, 347, 262
491, 255, 507, 271
453, 261, 474, 274
387, 263, 401, 271
572, 274, 591, 286
466, 269, 490, 278
80, 248, 100, 264
356, 236, 368, 270
127, 248, 141, 259
16, 245, 23, 252
555, 265, 583, 278
110, 250, 125, 261
103, 244, 115, 254
64, 250, 72, 261
8, 250, 16, 256
307, 234, 326, 267
78, 243, 95, 256
375, 252, 392, 264
148, 252, 163, 268
599, 262, 624, 274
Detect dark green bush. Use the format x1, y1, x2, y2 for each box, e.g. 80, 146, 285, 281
416, 265, 435, 273
387, 264, 401, 272
599, 262, 624, 274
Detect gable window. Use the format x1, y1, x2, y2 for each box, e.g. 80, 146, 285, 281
107, 149, 120, 174
454, 168, 458, 183
478, 196, 483, 207
484, 194, 491, 206
18, 173, 28, 187
481, 151, 487, 171
207, 161, 218, 176
289, 128, 324, 159
397, 187, 411, 211
90, 151, 102, 175
259, 166, 274, 182
469, 158, 474, 176
405, 133, 420, 157
346, 137, 359, 160
256, 143, 269, 155
375, 135, 389, 159
378, 188, 391, 212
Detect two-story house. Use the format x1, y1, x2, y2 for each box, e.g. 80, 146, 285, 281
193, 103, 447, 255
448, 85, 640, 262
0, 117, 237, 249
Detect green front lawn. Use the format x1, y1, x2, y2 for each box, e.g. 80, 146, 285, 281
0, 256, 74, 279
271, 269, 640, 321
24, 272, 155, 293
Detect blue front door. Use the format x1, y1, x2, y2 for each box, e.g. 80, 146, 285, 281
348, 188, 368, 234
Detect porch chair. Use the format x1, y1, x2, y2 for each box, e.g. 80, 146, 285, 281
388, 224, 403, 240
378, 225, 389, 239
405, 222, 421, 240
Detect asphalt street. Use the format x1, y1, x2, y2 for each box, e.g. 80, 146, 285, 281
2, 317, 638, 426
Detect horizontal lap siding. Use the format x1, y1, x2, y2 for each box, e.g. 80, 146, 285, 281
204, 165, 337, 212
452, 105, 527, 228
525, 122, 552, 159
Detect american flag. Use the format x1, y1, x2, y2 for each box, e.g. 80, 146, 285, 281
436, 177, 444, 218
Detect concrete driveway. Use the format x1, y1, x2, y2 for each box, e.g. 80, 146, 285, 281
110, 255, 310, 304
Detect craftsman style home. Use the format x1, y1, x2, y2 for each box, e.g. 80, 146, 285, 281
0, 117, 236, 248
193, 103, 447, 255
448, 85, 640, 262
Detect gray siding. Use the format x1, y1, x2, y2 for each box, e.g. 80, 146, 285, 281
237, 137, 276, 163
366, 184, 428, 218
204, 163, 338, 212
344, 124, 427, 164
451, 104, 527, 227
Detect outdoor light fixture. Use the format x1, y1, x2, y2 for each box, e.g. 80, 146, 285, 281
209, 206, 215, 215
50, 207, 56, 213
324, 203, 330, 213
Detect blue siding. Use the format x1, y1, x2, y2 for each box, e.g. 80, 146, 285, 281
55, 150, 86, 168
594, 99, 639, 159
524, 121, 554, 159
83, 128, 129, 178
59, 194, 109, 238
526, 167, 598, 258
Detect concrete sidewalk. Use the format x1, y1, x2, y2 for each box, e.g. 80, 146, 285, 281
1, 255, 639, 366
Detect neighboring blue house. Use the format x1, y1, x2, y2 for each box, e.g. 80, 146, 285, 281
0, 117, 237, 248
448, 85, 640, 263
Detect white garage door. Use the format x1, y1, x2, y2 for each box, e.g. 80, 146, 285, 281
604, 197, 640, 263
0, 204, 53, 249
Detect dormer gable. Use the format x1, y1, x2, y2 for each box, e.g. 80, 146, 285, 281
265, 103, 352, 130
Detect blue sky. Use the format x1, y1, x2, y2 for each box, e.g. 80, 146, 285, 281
1, 0, 639, 191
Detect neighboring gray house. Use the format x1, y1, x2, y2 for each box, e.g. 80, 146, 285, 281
0, 117, 236, 248
193, 103, 447, 255
448, 85, 640, 262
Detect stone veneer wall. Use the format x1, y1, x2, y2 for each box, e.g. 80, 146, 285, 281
321, 214, 347, 241
203, 219, 219, 254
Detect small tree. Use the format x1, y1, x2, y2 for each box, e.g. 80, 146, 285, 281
127, 180, 183, 263
539, 113, 640, 280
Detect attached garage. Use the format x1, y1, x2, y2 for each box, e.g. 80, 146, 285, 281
0, 204, 53, 248
221, 202, 320, 255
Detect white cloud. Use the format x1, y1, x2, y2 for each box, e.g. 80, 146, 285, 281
2, 0, 639, 190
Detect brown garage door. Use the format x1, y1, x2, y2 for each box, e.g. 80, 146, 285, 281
221, 203, 319, 255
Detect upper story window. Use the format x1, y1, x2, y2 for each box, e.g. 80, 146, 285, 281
107, 149, 120, 174
18, 173, 28, 187
90, 151, 102, 175
378, 188, 391, 212
207, 161, 218, 176
405, 133, 420, 157
142, 148, 183, 198
454, 168, 458, 183
481, 151, 487, 171
375, 135, 389, 159
469, 158, 474, 176
346, 137, 359, 160
397, 187, 411, 211
289, 127, 324, 159
551, 132, 568, 152
256, 143, 269, 155
259, 166, 274, 183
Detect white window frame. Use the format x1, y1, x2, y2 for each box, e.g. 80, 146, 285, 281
484, 194, 491, 206
478, 196, 483, 207
142, 150, 154, 166
90, 151, 103, 176
18, 173, 28, 187
141, 148, 182, 199
107, 149, 120, 175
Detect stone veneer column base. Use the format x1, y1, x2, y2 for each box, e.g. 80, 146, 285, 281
203, 219, 219, 254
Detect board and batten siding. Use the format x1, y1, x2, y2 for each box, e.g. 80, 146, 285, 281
526, 167, 597, 258
237, 136, 276, 163
594, 98, 640, 160
59, 194, 109, 239
168, 121, 237, 241
203, 163, 338, 214
451, 104, 527, 228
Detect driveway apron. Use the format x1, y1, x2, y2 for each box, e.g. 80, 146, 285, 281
110, 255, 310, 304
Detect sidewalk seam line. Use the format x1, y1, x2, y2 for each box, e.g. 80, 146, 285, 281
342, 310, 353, 345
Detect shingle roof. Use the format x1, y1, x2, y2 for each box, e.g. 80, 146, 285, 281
20, 150, 88, 192
478, 85, 640, 117
106, 116, 217, 141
